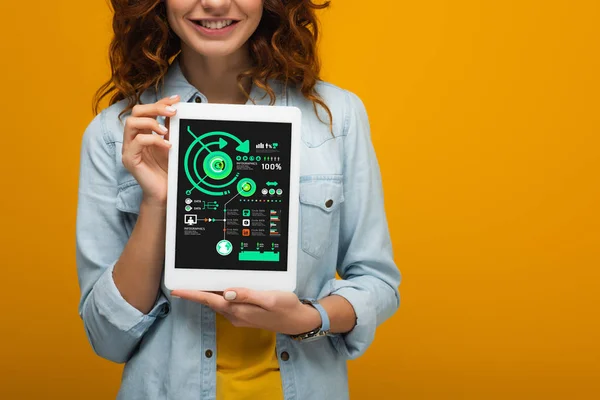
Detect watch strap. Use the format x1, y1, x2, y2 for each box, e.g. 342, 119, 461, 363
290, 299, 331, 341
308, 300, 330, 332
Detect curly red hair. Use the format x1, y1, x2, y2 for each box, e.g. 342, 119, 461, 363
93, 0, 333, 131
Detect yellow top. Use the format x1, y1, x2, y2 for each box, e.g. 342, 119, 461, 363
216, 312, 284, 400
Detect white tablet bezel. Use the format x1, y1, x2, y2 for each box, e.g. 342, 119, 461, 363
164, 102, 301, 292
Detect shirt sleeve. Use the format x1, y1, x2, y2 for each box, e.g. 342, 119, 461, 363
317, 89, 401, 359
75, 111, 169, 364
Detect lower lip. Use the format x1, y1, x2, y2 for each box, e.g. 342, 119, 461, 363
190, 20, 239, 37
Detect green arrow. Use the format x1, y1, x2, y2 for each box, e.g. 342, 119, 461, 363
266, 181, 278, 187
236, 140, 250, 154
219, 138, 227, 149
188, 127, 250, 154
189, 127, 243, 147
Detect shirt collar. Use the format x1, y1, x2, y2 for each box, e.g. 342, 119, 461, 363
154, 55, 286, 106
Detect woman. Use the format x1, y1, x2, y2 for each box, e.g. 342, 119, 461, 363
76, 0, 401, 399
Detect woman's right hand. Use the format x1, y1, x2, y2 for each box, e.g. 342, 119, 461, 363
121, 95, 180, 207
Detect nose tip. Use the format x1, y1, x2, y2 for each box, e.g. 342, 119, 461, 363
201, 0, 232, 9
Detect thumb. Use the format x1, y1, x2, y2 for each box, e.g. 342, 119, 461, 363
223, 288, 252, 302
223, 288, 274, 309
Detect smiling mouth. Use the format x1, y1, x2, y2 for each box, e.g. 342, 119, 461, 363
191, 19, 240, 30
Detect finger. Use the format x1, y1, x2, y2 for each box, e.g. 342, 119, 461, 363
156, 94, 180, 105
222, 288, 278, 310
130, 100, 178, 119
123, 134, 171, 164
171, 290, 230, 312
123, 117, 169, 145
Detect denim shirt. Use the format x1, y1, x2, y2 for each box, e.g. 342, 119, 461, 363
75, 58, 401, 400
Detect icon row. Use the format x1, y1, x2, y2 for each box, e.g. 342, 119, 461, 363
236, 155, 262, 162
183, 214, 251, 228
183, 198, 219, 212
184, 214, 222, 225
262, 188, 283, 196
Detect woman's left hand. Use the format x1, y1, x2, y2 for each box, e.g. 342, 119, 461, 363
170, 288, 322, 335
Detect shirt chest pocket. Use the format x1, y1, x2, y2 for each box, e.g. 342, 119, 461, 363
299, 176, 345, 259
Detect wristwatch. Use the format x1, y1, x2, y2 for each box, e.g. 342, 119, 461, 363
290, 299, 331, 341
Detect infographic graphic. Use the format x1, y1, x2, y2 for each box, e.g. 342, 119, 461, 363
174, 119, 292, 271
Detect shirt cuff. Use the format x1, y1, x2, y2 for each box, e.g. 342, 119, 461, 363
317, 279, 376, 359
92, 262, 169, 337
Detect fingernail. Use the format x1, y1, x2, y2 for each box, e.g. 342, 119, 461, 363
166, 105, 176, 112
158, 124, 168, 133
171, 295, 181, 299
170, 94, 179, 99
164, 140, 172, 146
224, 291, 237, 301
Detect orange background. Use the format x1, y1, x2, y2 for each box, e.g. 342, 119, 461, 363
1, 0, 599, 398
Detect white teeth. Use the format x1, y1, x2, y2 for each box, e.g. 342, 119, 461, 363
199, 20, 233, 29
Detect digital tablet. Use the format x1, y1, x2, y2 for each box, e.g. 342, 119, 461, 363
164, 102, 301, 292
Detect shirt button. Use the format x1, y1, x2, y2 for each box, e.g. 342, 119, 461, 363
280, 351, 290, 361
194, 96, 202, 103
205, 349, 213, 358
163, 303, 170, 314
325, 199, 334, 208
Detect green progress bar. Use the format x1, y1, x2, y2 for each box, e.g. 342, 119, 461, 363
238, 251, 280, 262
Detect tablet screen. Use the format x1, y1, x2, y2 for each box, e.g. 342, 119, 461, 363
174, 119, 292, 271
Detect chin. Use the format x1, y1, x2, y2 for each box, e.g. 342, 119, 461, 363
185, 39, 244, 58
